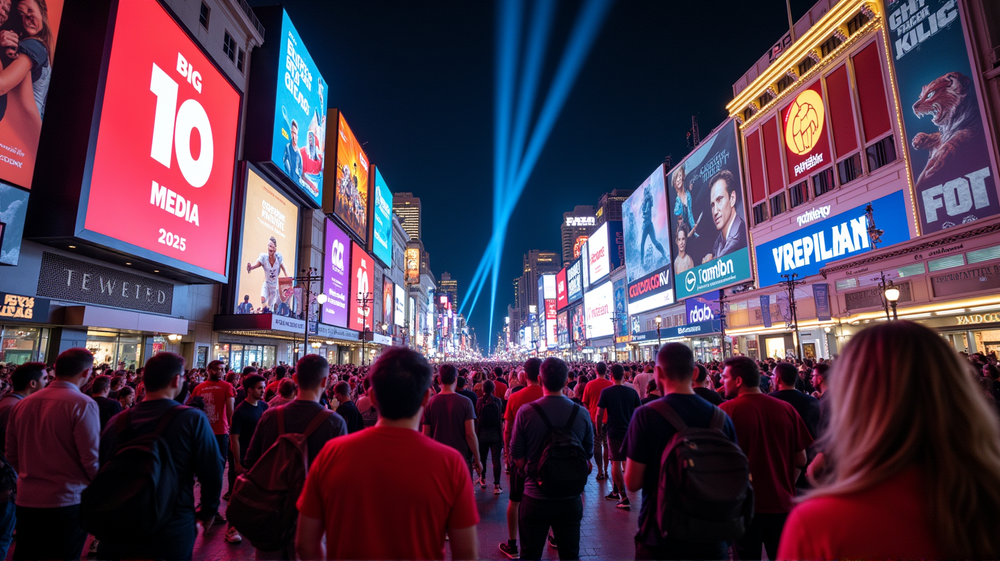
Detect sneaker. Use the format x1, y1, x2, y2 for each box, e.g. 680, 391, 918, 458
88, 539, 100, 555
494, 484, 502, 495
480, 476, 487, 488
605, 490, 620, 501
547, 533, 558, 549
616, 498, 631, 511
214, 514, 227, 524
499, 541, 519, 559
222, 490, 232, 501
225, 526, 243, 544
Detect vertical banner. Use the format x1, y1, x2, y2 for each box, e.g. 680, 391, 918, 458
612, 277, 628, 340
760, 294, 772, 328
813, 283, 831, 321
885, 0, 998, 232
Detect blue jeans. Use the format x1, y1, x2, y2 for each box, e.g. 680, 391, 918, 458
0, 499, 14, 560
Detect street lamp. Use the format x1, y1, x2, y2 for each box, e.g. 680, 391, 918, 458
357, 292, 374, 366
654, 316, 662, 350
884, 282, 900, 321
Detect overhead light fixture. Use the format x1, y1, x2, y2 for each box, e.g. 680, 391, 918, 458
68, 245, 76, 249
125, 262, 132, 266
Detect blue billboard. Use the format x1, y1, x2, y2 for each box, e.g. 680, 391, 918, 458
371, 168, 393, 266
272, 10, 328, 207
755, 190, 910, 287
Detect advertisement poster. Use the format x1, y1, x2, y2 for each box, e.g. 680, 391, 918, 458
395, 284, 406, 327
814, 283, 831, 321
371, 168, 392, 265
567, 259, 583, 303
321, 219, 350, 327
85, 0, 239, 279
623, 164, 674, 314
557, 310, 569, 347
885, 0, 998, 232
686, 291, 721, 324
382, 277, 393, 328
545, 299, 557, 349
405, 247, 420, 284
235, 169, 299, 315
667, 120, 752, 299
409, 296, 415, 332
571, 303, 586, 343
0, 0, 65, 190
588, 223, 611, 282
584, 281, 614, 338
331, 112, 370, 241
755, 191, 909, 287
761, 294, 772, 328
612, 277, 628, 340
0, 183, 27, 265
271, 10, 327, 206
782, 80, 832, 183
556, 268, 568, 310
348, 242, 374, 332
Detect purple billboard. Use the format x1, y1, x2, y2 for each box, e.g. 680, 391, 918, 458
685, 290, 721, 324
322, 219, 352, 327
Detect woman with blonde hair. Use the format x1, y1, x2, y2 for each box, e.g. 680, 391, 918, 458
778, 321, 1000, 559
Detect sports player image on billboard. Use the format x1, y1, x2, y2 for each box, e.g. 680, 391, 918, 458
272, 10, 327, 205
235, 168, 299, 316
0, 0, 65, 190
667, 120, 752, 299
329, 111, 370, 241
622, 164, 674, 312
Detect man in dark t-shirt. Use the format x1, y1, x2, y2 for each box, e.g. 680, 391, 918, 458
597, 364, 641, 510
623, 344, 737, 560
456, 375, 478, 409
769, 363, 820, 438
693, 364, 725, 406
226, 374, 267, 544
91, 375, 123, 430
422, 364, 482, 476
333, 381, 363, 434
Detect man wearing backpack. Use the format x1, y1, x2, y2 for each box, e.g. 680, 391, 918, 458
510, 357, 593, 561
623, 343, 742, 560
224, 373, 268, 543
93, 352, 223, 560
499, 358, 544, 559
0, 362, 46, 560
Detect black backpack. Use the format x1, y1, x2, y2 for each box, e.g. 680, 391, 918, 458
528, 402, 589, 498
649, 400, 754, 543
81, 406, 186, 540
478, 397, 502, 431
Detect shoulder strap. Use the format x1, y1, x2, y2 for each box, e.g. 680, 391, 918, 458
529, 402, 554, 431
565, 403, 580, 429
648, 400, 688, 432
277, 407, 286, 436
151, 405, 187, 438
709, 407, 727, 431
302, 410, 334, 439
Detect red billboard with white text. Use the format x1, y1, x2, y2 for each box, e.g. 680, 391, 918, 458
83, 0, 240, 278
349, 241, 374, 332
556, 267, 568, 310
781, 80, 832, 183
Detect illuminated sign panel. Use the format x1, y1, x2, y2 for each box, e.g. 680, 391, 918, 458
348, 242, 374, 332
395, 284, 406, 327
588, 224, 610, 282
321, 219, 351, 327
623, 164, 673, 313
405, 247, 420, 284
584, 281, 614, 339
543, 274, 556, 300
382, 277, 394, 327
329, 112, 370, 242
565, 216, 595, 227
782, 81, 832, 182
567, 259, 583, 303
545, 299, 557, 349
371, 168, 393, 265
556, 268, 568, 310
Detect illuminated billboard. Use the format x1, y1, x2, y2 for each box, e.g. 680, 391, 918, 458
781, 81, 832, 183
557, 310, 569, 346
405, 247, 420, 284
584, 281, 614, 339
588, 223, 611, 283
371, 168, 393, 266
556, 268, 568, 310
84, 0, 240, 280
571, 303, 585, 343
573, 236, 588, 259
667, 120, 752, 299
382, 277, 394, 328
271, 10, 327, 205
567, 259, 583, 303
545, 299, 557, 349
235, 168, 299, 316
348, 242, 374, 332
623, 164, 674, 313
328, 111, 370, 242
321, 219, 351, 327
395, 284, 406, 327
0, 184, 28, 265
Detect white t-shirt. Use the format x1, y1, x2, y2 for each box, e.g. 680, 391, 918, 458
257, 252, 284, 286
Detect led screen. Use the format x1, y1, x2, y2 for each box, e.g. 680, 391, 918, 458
557, 310, 569, 346
556, 268, 568, 310
0, 184, 28, 265
371, 168, 393, 265
348, 242, 374, 332
584, 281, 614, 339
567, 259, 583, 303
330, 112, 370, 241
405, 247, 420, 283
321, 219, 351, 327
588, 223, 610, 282
571, 303, 585, 342
395, 283, 406, 327
382, 277, 393, 328
623, 164, 674, 313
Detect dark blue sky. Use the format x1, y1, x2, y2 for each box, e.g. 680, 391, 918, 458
250, 0, 817, 349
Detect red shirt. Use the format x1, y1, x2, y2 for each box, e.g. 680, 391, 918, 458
582, 378, 613, 425
777, 467, 942, 559
493, 380, 508, 399
297, 426, 480, 560
719, 392, 812, 513
504, 385, 544, 423
191, 380, 236, 435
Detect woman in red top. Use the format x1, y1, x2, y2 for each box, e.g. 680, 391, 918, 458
778, 321, 1000, 559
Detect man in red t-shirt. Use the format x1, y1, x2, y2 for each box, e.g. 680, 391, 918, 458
719, 356, 812, 561
498, 359, 543, 559
581, 362, 613, 480
493, 369, 508, 402
296, 348, 478, 560
189, 360, 236, 474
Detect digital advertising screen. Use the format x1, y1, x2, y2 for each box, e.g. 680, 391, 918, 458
543, 274, 556, 300
409, 296, 415, 331
781, 80, 832, 184
321, 219, 351, 327
545, 299, 557, 349
686, 291, 721, 324
371, 168, 393, 266
556, 268, 568, 310
271, 10, 327, 206
395, 283, 406, 327
382, 277, 394, 328
581, 239, 590, 289
0, 0, 65, 190
557, 310, 569, 346
405, 247, 420, 284
623, 164, 674, 314
329, 111, 370, 242
613, 277, 628, 340
235, 168, 299, 316
666, 120, 752, 299
84, 0, 240, 280
885, 0, 999, 233
588, 223, 611, 283
567, 259, 583, 303
348, 241, 374, 332
584, 281, 614, 339
571, 303, 585, 343
0, 184, 28, 265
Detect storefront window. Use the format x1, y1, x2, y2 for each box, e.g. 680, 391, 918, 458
1, 326, 47, 364
86, 330, 143, 370
692, 336, 723, 363
224, 344, 277, 371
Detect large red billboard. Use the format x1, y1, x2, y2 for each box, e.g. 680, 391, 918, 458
781, 80, 832, 183
83, 0, 240, 277
349, 241, 374, 332
556, 268, 568, 310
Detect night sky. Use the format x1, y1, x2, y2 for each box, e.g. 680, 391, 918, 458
248, 0, 819, 350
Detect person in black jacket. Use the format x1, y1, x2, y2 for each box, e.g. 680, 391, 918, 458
769, 362, 820, 439
334, 381, 363, 434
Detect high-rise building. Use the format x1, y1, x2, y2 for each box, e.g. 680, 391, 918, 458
595, 189, 634, 227
512, 276, 520, 309
393, 192, 421, 241
438, 271, 459, 311
561, 205, 596, 263
518, 250, 560, 321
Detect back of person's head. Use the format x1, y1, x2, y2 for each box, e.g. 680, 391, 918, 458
242, 366, 258, 376
456, 376, 467, 390
296, 354, 329, 390
656, 343, 695, 381
646, 379, 658, 395
275, 364, 287, 379
611, 364, 624, 381
334, 381, 350, 397
439, 364, 457, 385
774, 362, 798, 387
11, 362, 45, 392
144, 352, 186, 392
242, 374, 265, 390
523, 358, 541, 383
91, 375, 111, 395
494, 366, 503, 378
278, 378, 296, 398
483, 380, 495, 396
118, 386, 135, 400
540, 358, 569, 392
694, 364, 709, 384
813, 363, 831, 377
110, 375, 124, 390
596, 361, 607, 376
55, 348, 94, 379
810, 321, 1000, 557
371, 347, 432, 420
724, 356, 760, 388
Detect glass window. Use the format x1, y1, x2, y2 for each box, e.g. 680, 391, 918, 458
967, 245, 1000, 264
866, 135, 897, 172
835, 278, 858, 291
770, 192, 787, 217
897, 263, 926, 277
837, 153, 863, 185
1, 326, 43, 364
928, 254, 965, 272
223, 31, 236, 62
199, 2, 210, 29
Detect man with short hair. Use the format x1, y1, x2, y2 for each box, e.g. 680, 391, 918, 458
235, 366, 258, 407
0, 363, 46, 560
693, 363, 724, 406
269, 379, 297, 408
510, 357, 593, 560
264, 365, 289, 402
702, 169, 746, 263
6, 348, 99, 560
91, 374, 123, 430
225, 373, 268, 543
770, 362, 820, 439
623, 343, 737, 560
423, 365, 483, 477
334, 381, 363, 434
296, 348, 479, 560
811, 363, 829, 399
597, 364, 641, 510
720, 356, 812, 560
189, 360, 236, 477
456, 376, 478, 409
97, 352, 223, 560
633, 365, 653, 400
499, 358, 544, 559
581, 361, 613, 480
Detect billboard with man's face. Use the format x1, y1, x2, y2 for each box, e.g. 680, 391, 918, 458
667, 120, 752, 299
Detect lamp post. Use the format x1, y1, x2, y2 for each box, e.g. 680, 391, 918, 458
884, 281, 900, 321
357, 291, 374, 366
779, 273, 806, 359
293, 267, 324, 353
654, 315, 662, 351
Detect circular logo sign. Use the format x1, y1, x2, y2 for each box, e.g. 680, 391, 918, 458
784, 89, 825, 156
685, 270, 697, 293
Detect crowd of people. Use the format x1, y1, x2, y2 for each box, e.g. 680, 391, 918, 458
0, 320, 998, 559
